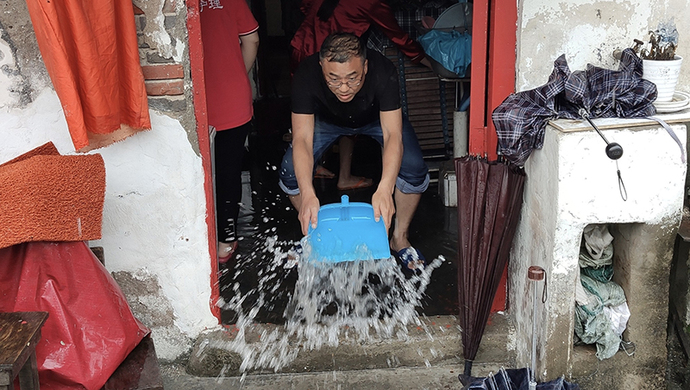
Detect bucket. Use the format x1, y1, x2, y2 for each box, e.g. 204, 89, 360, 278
643, 55, 683, 102
305, 195, 390, 263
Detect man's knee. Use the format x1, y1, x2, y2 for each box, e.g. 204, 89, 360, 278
396, 173, 429, 194
279, 148, 300, 195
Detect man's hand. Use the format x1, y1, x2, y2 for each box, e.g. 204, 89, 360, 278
298, 193, 321, 236
371, 188, 395, 231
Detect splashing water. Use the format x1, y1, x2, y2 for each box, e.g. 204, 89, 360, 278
212, 173, 444, 375
214, 233, 443, 373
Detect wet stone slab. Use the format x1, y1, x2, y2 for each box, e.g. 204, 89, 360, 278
186, 314, 514, 378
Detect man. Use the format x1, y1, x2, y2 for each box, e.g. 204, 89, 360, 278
279, 32, 429, 271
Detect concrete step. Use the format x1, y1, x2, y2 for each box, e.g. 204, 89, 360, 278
570, 343, 667, 389
184, 313, 515, 380
162, 363, 467, 390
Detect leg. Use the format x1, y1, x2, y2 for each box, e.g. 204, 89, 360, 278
214, 122, 252, 259
358, 117, 429, 251
389, 189, 422, 252
279, 118, 345, 205
18, 350, 39, 390
389, 118, 429, 270
336, 136, 373, 190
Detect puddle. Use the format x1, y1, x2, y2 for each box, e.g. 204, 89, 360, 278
212, 170, 444, 374
215, 233, 443, 373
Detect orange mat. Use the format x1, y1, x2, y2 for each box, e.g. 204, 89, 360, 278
0, 142, 105, 249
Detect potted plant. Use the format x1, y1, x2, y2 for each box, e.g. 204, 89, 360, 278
633, 20, 683, 102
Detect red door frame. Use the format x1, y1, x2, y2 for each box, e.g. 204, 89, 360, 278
186, 1, 222, 321
469, 0, 517, 311
469, 0, 517, 158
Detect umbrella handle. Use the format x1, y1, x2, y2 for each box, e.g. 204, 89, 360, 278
528, 266, 545, 387
463, 359, 473, 377
578, 108, 624, 160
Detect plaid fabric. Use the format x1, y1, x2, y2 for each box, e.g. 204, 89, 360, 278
492, 48, 657, 166
367, 0, 449, 52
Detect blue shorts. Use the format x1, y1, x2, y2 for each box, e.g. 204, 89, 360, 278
279, 117, 429, 195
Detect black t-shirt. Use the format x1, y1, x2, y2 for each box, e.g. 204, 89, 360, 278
291, 49, 401, 129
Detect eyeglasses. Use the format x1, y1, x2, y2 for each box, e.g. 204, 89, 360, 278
325, 75, 363, 89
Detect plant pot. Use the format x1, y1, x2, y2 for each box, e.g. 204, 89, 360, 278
642, 55, 683, 102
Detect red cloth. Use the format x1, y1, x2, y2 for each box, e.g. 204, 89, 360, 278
25, 0, 151, 152
200, 0, 259, 131
290, 0, 425, 72
0, 241, 149, 390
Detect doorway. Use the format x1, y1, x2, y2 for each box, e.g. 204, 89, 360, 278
214, 0, 472, 324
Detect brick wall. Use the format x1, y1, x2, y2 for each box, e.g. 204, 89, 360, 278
133, 1, 187, 114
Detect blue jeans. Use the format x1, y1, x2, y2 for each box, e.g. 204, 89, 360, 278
279, 117, 429, 195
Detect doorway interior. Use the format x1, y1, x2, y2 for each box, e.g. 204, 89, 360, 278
217, 0, 468, 324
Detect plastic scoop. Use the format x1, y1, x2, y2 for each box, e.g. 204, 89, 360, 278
304, 195, 390, 263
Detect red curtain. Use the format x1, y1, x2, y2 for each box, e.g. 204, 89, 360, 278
25, 0, 151, 152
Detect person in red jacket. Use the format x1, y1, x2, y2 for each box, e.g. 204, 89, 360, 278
290, 0, 431, 191
201, 0, 260, 264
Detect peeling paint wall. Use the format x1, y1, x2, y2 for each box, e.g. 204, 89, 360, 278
0, 0, 218, 362
516, 0, 690, 92
0, 0, 50, 107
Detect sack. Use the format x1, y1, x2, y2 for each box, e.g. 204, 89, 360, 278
419, 29, 472, 78
0, 241, 149, 390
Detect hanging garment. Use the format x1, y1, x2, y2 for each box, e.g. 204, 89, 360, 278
25, 0, 151, 152
492, 49, 657, 166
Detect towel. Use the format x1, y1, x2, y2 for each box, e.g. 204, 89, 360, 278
25, 0, 151, 152
0, 143, 105, 249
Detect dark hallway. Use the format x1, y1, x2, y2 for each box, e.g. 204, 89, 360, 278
218, 35, 461, 325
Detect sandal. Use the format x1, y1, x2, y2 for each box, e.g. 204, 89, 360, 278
218, 241, 238, 264
314, 165, 336, 179
285, 242, 303, 268
337, 177, 373, 191
393, 246, 427, 275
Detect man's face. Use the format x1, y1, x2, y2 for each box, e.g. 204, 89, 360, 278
320, 56, 368, 103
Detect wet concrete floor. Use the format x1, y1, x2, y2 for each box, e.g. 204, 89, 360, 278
219, 96, 459, 324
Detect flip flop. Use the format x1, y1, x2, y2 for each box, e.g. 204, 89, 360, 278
314, 165, 336, 179
337, 177, 373, 191
393, 246, 427, 275
285, 242, 303, 268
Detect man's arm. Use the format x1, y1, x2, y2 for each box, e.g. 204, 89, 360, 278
372, 108, 403, 229
239, 31, 260, 73
291, 112, 320, 235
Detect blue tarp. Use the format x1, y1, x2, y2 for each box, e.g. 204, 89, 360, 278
419, 29, 472, 78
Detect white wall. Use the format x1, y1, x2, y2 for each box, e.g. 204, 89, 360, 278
0, 88, 218, 360
509, 119, 687, 381
516, 0, 690, 92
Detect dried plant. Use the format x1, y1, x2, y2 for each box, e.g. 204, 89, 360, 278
633, 20, 679, 60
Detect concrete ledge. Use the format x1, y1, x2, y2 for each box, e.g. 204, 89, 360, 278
571, 345, 666, 389
165, 363, 469, 390
186, 314, 515, 378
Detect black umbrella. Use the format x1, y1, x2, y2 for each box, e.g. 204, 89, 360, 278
492, 48, 657, 167
455, 156, 526, 378
462, 367, 580, 390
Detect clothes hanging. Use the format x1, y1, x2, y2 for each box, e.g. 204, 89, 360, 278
25, 0, 151, 152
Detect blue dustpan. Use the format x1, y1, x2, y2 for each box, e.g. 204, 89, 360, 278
305, 195, 390, 263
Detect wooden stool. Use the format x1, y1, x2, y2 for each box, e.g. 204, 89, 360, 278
0, 312, 48, 390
